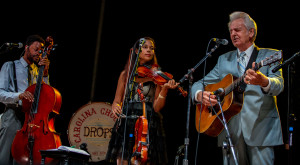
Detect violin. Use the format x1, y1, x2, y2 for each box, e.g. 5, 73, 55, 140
131, 83, 149, 165
136, 64, 187, 97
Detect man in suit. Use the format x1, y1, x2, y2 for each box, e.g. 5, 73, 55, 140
191, 11, 284, 165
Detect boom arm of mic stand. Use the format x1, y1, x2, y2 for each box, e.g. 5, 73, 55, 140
179, 43, 220, 84
272, 51, 300, 73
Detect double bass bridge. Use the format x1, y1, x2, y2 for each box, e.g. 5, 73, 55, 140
28, 123, 40, 128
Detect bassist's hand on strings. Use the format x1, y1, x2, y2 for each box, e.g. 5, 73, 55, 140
196, 91, 218, 106
244, 62, 269, 87
19, 91, 34, 102
38, 56, 50, 77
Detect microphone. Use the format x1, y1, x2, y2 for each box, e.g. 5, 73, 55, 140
5, 42, 23, 48
212, 88, 224, 96
212, 38, 228, 45
272, 51, 300, 73
139, 38, 146, 47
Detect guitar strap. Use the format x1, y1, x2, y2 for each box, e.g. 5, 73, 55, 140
245, 46, 260, 71
238, 46, 259, 92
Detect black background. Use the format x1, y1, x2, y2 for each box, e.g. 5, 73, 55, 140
0, 1, 299, 164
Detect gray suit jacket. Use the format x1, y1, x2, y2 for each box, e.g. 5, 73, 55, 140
191, 46, 284, 147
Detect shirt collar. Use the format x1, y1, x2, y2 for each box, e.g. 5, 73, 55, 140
20, 56, 35, 69
238, 44, 255, 58
20, 56, 28, 68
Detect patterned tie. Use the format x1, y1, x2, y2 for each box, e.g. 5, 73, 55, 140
238, 51, 247, 75
28, 65, 32, 86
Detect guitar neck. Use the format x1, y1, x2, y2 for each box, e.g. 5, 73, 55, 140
30, 52, 47, 114
223, 62, 263, 95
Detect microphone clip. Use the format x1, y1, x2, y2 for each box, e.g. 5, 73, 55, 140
212, 88, 225, 98
139, 38, 146, 48
212, 38, 228, 46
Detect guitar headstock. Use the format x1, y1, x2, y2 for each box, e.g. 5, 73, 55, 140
137, 83, 145, 102
263, 51, 282, 66
256, 50, 282, 70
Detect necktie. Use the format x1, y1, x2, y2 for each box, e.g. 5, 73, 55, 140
238, 52, 247, 75
28, 65, 32, 86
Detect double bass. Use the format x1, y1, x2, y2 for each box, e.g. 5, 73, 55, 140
11, 36, 62, 165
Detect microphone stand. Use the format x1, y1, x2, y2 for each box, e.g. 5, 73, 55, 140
177, 42, 221, 165
286, 62, 297, 165
120, 55, 138, 165
215, 95, 239, 165
0, 44, 10, 55
120, 39, 144, 165
272, 51, 300, 164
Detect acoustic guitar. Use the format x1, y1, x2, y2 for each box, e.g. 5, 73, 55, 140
195, 51, 282, 137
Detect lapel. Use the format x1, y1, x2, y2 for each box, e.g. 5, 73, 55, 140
230, 50, 241, 78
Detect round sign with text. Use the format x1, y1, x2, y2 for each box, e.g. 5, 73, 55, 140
68, 102, 117, 162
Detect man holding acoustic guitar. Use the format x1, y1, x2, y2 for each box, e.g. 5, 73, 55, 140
191, 11, 284, 165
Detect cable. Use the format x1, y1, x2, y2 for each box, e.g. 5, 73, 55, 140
194, 38, 213, 165
208, 93, 225, 126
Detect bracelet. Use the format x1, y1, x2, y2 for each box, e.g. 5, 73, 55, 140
158, 93, 166, 99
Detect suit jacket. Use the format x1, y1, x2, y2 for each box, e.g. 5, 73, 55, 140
191, 46, 284, 147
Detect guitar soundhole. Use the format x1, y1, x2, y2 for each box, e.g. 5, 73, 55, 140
208, 106, 219, 115
207, 106, 214, 114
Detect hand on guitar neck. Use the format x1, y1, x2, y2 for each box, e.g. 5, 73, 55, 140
244, 62, 269, 87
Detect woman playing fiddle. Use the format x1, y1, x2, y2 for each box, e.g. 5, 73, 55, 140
106, 37, 179, 165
